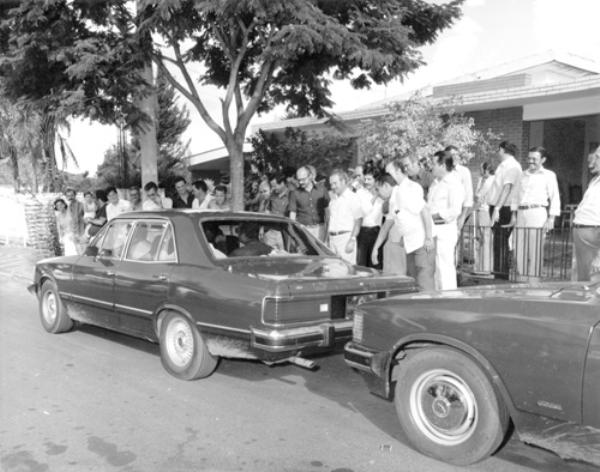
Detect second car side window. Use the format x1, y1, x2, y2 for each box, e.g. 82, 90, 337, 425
101, 221, 132, 259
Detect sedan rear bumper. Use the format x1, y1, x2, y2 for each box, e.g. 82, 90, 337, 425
250, 319, 353, 353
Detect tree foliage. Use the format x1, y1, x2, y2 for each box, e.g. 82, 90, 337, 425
250, 128, 356, 177
359, 94, 502, 166
0, 0, 464, 204
95, 72, 191, 189
141, 0, 464, 208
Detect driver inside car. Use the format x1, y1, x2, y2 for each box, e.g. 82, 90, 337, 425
229, 222, 272, 257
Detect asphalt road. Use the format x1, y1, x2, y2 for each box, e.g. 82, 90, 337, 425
0, 277, 597, 472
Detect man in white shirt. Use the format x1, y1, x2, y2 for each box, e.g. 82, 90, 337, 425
445, 145, 474, 231
509, 146, 560, 280
372, 174, 407, 276
142, 181, 164, 211
106, 186, 132, 221
572, 144, 600, 281
355, 165, 383, 268
191, 179, 212, 210
328, 169, 363, 264
372, 159, 435, 290
488, 141, 523, 278
428, 151, 464, 290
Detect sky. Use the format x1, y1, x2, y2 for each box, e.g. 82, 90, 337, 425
65, 0, 600, 175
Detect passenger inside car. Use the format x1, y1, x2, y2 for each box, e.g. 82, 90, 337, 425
128, 224, 153, 260
229, 222, 272, 257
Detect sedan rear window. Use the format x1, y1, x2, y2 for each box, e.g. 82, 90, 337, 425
200, 219, 327, 259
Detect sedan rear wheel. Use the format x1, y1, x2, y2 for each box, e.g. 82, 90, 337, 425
39, 280, 73, 334
159, 311, 217, 380
394, 347, 509, 465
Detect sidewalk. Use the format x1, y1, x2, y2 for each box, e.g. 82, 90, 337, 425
0, 245, 46, 282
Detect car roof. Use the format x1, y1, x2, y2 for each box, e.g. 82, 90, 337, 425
114, 209, 292, 221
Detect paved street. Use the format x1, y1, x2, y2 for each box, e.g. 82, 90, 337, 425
0, 266, 597, 472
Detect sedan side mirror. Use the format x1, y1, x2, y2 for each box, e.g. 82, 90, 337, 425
85, 246, 98, 257
98, 248, 113, 258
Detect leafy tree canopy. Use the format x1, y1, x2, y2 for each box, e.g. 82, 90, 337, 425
359, 94, 502, 166
250, 127, 356, 178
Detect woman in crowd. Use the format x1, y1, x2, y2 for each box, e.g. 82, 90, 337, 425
54, 198, 78, 256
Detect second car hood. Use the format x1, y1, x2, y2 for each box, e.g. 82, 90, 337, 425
224, 256, 375, 280
393, 281, 600, 303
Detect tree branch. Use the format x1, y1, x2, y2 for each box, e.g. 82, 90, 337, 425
237, 59, 274, 135
170, 42, 227, 142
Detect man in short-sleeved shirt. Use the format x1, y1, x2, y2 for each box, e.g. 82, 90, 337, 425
106, 186, 132, 221
328, 169, 362, 264
372, 159, 435, 291
289, 166, 329, 241
572, 144, 600, 281
268, 173, 289, 217
488, 141, 523, 278
510, 146, 560, 280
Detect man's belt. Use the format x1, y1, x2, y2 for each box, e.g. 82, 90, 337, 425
518, 204, 547, 210
573, 224, 600, 228
329, 230, 350, 236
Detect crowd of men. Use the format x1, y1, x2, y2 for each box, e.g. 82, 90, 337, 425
53, 141, 600, 286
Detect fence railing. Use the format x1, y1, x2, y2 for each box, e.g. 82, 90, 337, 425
458, 213, 573, 282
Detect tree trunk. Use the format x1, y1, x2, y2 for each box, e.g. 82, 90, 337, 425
136, 0, 159, 188
228, 138, 245, 211
9, 144, 20, 193
41, 112, 58, 192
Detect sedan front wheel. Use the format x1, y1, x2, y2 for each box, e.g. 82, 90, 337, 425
159, 311, 218, 380
39, 280, 73, 334
393, 347, 509, 465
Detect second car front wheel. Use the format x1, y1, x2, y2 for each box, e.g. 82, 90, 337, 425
393, 347, 509, 466
159, 311, 218, 380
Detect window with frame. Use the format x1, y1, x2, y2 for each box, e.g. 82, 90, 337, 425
126, 222, 167, 261
101, 221, 132, 259
200, 219, 325, 259
157, 225, 177, 262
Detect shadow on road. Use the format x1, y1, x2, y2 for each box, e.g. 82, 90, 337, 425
71, 324, 596, 472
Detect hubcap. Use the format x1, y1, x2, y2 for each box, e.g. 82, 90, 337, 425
165, 318, 194, 368
43, 292, 57, 325
409, 369, 478, 446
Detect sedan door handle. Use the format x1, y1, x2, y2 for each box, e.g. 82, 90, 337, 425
153, 274, 168, 281
106, 271, 115, 277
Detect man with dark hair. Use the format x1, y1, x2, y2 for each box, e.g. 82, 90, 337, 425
268, 173, 289, 217
428, 151, 464, 290
172, 176, 194, 208
128, 185, 143, 211
289, 166, 329, 241
374, 159, 435, 291
192, 180, 211, 209
509, 146, 560, 280
488, 140, 523, 278
572, 144, 600, 281
106, 186, 132, 221
230, 222, 272, 257
143, 181, 163, 210
86, 190, 108, 237
371, 173, 406, 274
445, 145, 474, 231
355, 163, 383, 268
207, 184, 231, 211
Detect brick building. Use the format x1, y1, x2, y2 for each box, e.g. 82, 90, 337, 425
255, 51, 600, 208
